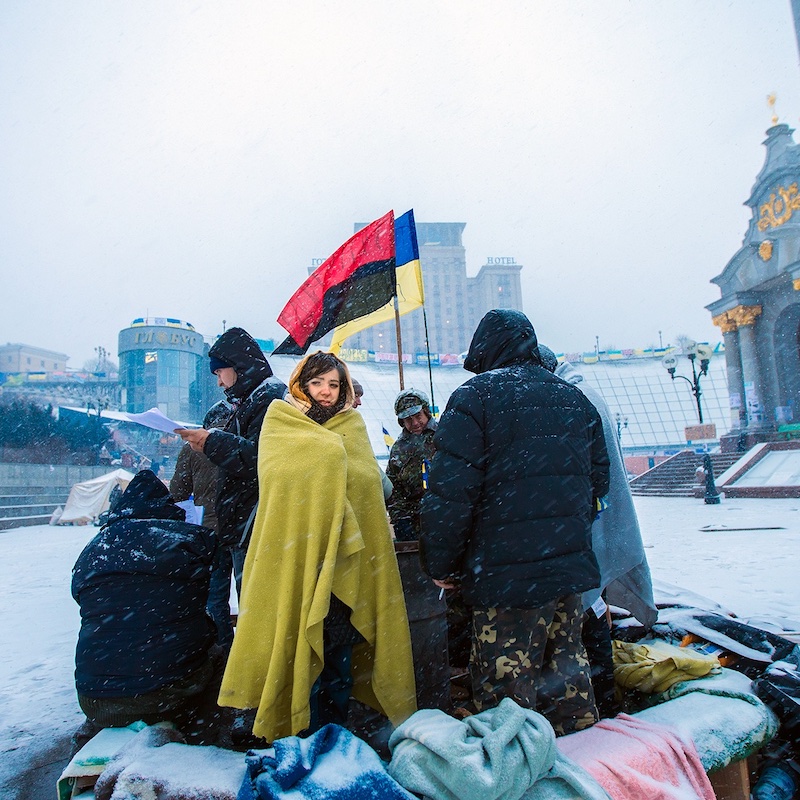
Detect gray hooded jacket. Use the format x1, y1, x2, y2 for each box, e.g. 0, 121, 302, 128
556, 360, 657, 627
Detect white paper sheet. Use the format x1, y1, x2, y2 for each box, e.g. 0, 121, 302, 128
124, 407, 199, 433
175, 500, 205, 526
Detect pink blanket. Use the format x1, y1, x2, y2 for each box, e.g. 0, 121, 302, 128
557, 713, 715, 800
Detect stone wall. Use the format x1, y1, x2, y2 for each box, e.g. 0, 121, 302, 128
0, 463, 112, 488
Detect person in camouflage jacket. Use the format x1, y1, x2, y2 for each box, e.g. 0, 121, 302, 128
386, 389, 437, 541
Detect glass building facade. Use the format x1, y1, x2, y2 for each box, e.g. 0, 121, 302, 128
118, 320, 216, 424
561, 355, 730, 451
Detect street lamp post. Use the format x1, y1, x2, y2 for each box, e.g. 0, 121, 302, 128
663, 342, 721, 504
94, 345, 107, 373
615, 412, 628, 440
85, 397, 109, 465
661, 341, 714, 424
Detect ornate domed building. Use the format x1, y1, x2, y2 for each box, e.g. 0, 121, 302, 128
708, 123, 800, 449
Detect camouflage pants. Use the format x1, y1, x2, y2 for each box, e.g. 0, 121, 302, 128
470, 594, 599, 735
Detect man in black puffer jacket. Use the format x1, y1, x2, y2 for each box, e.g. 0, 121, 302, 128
72, 469, 220, 743
177, 327, 286, 595
420, 309, 610, 735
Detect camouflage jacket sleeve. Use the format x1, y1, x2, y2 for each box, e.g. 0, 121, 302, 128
386, 430, 435, 522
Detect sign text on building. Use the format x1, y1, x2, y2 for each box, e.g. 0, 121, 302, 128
133, 331, 198, 347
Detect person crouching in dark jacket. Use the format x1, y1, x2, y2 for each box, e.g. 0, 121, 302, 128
176, 327, 287, 597
420, 309, 610, 735
72, 469, 221, 744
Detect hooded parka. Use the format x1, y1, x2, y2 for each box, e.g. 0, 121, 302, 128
219, 354, 416, 740
420, 310, 610, 609
72, 470, 216, 698
555, 359, 657, 627
202, 327, 287, 548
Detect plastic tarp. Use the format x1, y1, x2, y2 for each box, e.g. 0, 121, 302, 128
58, 469, 134, 525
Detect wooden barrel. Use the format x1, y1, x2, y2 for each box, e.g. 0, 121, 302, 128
394, 540, 451, 712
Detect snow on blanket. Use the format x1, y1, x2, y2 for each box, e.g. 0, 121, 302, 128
93, 726, 245, 800
557, 714, 715, 800
654, 607, 793, 664
90, 724, 412, 800
70, 674, 778, 800
637, 668, 780, 772
240, 724, 414, 800
388, 697, 612, 800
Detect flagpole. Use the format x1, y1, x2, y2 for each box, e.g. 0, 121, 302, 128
422, 305, 437, 416
393, 295, 405, 390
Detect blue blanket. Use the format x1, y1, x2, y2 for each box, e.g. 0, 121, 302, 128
239, 724, 415, 800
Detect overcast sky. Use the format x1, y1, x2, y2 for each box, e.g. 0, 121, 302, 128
2, 1, 800, 367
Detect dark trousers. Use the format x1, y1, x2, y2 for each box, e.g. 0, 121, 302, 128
470, 594, 599, 735
207, 546, 234, 649
581, 609, 621, 719
78, 646, 226, 745
307, 644, 354, 734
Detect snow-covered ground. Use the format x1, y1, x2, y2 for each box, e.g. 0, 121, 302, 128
1, 496, 799, 793
635, 496, 800, 635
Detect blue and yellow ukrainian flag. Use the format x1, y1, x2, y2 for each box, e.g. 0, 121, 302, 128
330, 209, 424, 354
382, 425, 395, 451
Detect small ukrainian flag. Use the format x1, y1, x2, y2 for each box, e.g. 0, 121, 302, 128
382, 425, 395, 451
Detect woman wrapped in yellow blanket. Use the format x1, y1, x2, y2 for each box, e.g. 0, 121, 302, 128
218, 352, 416, 742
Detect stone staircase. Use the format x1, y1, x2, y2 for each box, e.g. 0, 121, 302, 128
629, 450, 742, 498
0, 486, 72, 530
0, 464, 113, 532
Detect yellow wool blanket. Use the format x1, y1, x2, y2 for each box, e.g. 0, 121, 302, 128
613, 639, 721, 694
218, 401, 417, 741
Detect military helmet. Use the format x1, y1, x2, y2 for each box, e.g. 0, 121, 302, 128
394, 388, 431, 426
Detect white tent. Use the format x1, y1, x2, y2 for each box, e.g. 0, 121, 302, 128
58, 469, 135, 525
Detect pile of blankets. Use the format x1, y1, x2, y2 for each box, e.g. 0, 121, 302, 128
62, 667, 778, 800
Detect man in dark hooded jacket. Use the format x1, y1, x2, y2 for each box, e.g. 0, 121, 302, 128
419, 309, 610, 735
72, 470, 220, 743
177, 327, 286, 592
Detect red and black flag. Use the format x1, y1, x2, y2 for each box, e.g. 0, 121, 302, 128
273, 211, 396, 354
